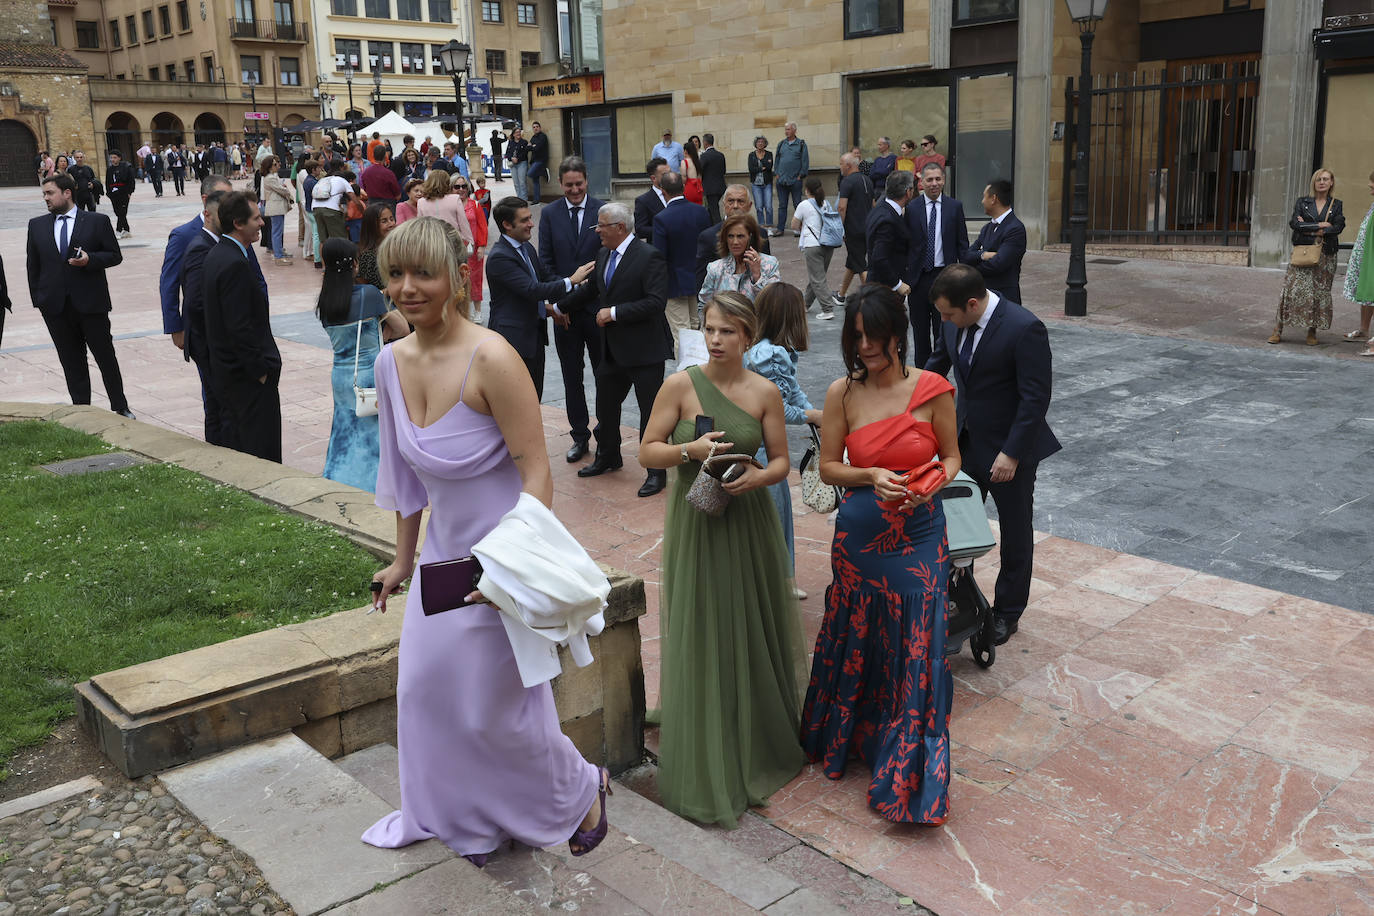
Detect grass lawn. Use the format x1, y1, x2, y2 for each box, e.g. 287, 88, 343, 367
0, 420, 383, 779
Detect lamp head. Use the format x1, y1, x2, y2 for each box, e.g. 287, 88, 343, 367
1064, 0, 1109, 28
438, 40, 471, 76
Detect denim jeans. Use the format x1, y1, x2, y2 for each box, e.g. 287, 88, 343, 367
751, 182, 773, 230
776, 180, 804, 230
528, 160, 546, 202
511, 161, 528, 200
269, 214, 285, 258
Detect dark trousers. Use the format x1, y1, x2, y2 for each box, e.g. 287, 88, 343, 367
40, 303, 129, 413
963, 435, 1038, 620
188, 352, 231, 447
908, 267, 942, 368
522, 348, 546, 401
553, 310, 603, 444
705, 194, 722, 225
0, 305, 7, 350
76, 194, 97, 213
593, 360, 665, 458
149, 172, 163, 196
171, 169, 186, 195
219, 374, 282, 463
109, 193, 131, 232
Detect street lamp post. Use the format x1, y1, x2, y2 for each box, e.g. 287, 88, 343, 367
1063, 0, 1109, 318
438, 40, 472, 151
247, 72, 260, 145
372, 67, 384, 116
343, 62, 355, 141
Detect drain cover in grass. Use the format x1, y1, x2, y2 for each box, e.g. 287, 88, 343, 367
40, 452, 147, 476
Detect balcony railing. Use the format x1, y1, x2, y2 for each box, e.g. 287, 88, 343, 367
227, 17, 309, 42
89, 78, 235, 102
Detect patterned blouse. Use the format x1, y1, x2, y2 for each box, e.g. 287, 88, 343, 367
698, 254, 781, 315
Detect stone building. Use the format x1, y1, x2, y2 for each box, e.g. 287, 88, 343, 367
46, 0, 319, 163
468, 0, 558, 124
528, 0, 1373, 268
0, 2, 96, 186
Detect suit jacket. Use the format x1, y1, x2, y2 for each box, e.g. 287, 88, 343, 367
537, 195, 604, 308
486, 235, 568, 360
178, 228, 217, 366
905, 194, 969, 277
202, 237, 281, 385
963, 211, 1027, 305
633, 188, 665, 241
160, 214, 204, 334
0, 252, 11, 314
864, 200, 911, 288
652, 198, 712, 298
925, 296, 1060, 471
699, 148, 727, 196
696, 222, 770, 292
145, 153, 164, 179
562, 239, 671, 369
25, 209, 122, 316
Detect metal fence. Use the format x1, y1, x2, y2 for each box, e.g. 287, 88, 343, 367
1061, 60, 1260, 247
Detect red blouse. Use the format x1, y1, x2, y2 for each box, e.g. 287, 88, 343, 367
844, 371, 954, 473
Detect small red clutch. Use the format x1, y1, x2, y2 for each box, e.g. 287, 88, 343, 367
903, 460, 948, 499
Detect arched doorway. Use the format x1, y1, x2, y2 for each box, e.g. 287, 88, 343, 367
151, 112, 185, 148
193, 112, 225, 147
0, 119, 39, 187
104, 112, 141, 164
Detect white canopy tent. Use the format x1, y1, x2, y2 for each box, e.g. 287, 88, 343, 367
366, 110, 417, 146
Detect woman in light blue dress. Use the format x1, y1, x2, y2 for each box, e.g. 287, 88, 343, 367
744, 283, 823, 594
317, 238, 410, 491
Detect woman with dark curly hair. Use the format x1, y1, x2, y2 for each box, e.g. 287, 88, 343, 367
357, 202, 396, 291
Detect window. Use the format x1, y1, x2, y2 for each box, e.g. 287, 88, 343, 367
241, 54, 261, 84
481, 1, 501, 22
76, 20, 100, 48
335, 39, 361, 70
204, 55, 216, 81
149, 66, 161, 81
143, 10, 155, 39
331, 0, 357, 13
158, 5, 171, 35
520, 50, 539, 69
126, 15, 137, 42
369, 41, 394, 72
428, 0, 450, 23
364, 0, 389, 17
399, 42, 424, 74
177, 0, 190, 29
109, 19, 121, 47
485, 49, 506, 72
516, 2, 535, 24
396, 0, 420, 19
953, 0, 1016, 24
280, 57, 300, 85
843, 0, 901, 38
430, 43, 446, 74
185, 59, 196, 81
274, 1, 294, 25
166, 63, 177, 81
235, 0, 254, 21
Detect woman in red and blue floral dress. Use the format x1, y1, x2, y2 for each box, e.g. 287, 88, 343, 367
801, 284, 961, 826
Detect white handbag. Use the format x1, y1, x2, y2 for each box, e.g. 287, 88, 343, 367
352, 318, 379, 417
799, 423, 840, 514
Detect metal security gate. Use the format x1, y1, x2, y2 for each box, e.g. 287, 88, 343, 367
0, 119, 39, 187
1061, 58, 1260, 246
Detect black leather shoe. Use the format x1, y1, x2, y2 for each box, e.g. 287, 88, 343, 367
115, 408, 136, 420
566, 440, 590, 463
637, 470, 667, 498
578, 453, 623, 478
992, 616, 1019, 646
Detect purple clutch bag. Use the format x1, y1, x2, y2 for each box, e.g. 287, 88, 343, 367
419, 556, 483, 616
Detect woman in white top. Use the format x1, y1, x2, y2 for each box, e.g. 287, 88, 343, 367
790, 177, 840, 319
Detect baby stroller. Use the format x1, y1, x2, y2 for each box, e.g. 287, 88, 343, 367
940, 471, 998, 668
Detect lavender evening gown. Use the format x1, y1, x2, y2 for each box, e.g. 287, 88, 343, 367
362, 343, 599, 858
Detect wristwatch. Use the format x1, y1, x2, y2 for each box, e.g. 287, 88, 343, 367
680, 444, 690, 464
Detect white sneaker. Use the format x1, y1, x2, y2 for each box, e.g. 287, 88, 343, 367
792, 586, 808, 600
817, 311, 834, 320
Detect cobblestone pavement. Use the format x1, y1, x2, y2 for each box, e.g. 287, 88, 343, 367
0, 780, 291, 916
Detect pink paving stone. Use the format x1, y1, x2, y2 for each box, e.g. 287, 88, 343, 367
1230, 674, 1374, 781
1072, 594, 1250, 679
1243, 805, 1374, 915
1073, 553, 1198, 604
1028, 582, 1147, 629
1166, 572, 1285, 616
1232, 593, 1371, 667
951, 621, 1098, 695
754, 763, 834, 820
1023, 535, 1120, 585
767, 799, 906, 874
1008, 652, 1157, 719
950, 694, 1092, 771
1113, 745, 1339, 898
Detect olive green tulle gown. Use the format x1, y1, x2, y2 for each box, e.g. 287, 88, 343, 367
656, 367, 806, 827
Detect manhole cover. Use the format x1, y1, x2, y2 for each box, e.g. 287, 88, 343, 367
1089, 257, 1128, 264
40, 452, 148, 476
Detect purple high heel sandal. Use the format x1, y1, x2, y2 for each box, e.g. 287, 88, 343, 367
568, 767, 612, 857
462, 853, 489, 868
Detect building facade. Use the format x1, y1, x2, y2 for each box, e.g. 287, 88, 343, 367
469, 0, 557, 124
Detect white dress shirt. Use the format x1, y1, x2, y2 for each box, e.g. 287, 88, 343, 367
52, 210, 76, 255
606, 233, 634, 321
960, 292, 1001, 360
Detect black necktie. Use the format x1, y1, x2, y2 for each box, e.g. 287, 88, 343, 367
925, 199, 938, 270
570, 204, 581, 233
959, 323, 977, 375
58, 214, 70, 255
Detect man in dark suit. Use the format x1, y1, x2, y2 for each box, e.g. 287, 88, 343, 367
487, 196, 596, 399
563, 201, 672, 498
538, 157, 606, 462
145, 148, 165, 198
865, 171, 915, 297
105, 150, 137, 238
963, 178, 1027, 306
633, 158, 669, 241
201, 191, 282, 462
694, 184, 770, 291
178, 188, 232, 446
906, 162, 969, 367
0, 252, 11, 350
699, 134, 728, 224
167, 144, 187, 196
652, 171, 711, 343
927, 264, 1060, 646
25, 174, 133, 418
161, 174, 233, 352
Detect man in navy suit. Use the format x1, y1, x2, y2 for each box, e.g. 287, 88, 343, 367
538, 157, 605, 462
633, 158, 669, 241
25, 174, 133, 417
865, 171, 915, 296
487, 196, 596, 399
963, 178, 1027, 305
178, 188, 232, 446
906, 162, 968, 367
652, 171, 711, 344
927, 264, 1060, 646
160, 174, 233, 353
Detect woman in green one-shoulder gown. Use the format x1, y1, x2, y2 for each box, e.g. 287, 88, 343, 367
639, 292, 805, 827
